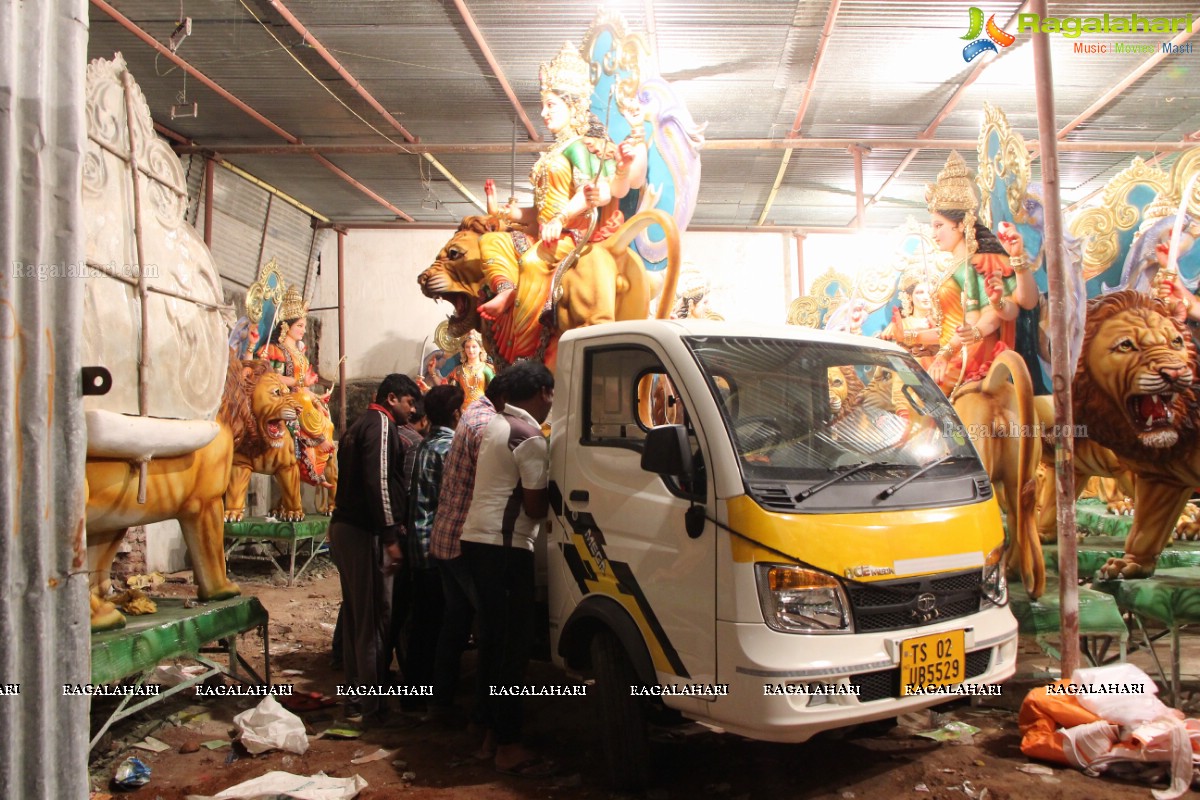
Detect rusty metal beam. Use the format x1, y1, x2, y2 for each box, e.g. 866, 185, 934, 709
174, 137, 1198, 156
203, 157, 214, 246
1058, 18, 1200, 139
153, 121, 191, 145
851, 145, 867, 228
863, 1, 1033, 217
758, 0, 842, 225
450, 0, 540, 142
90, 0, 413, 221
337, 230, 347, 433
265, 0, 483, 211
1030, 0, 1080, 681
268, 0, 417, 143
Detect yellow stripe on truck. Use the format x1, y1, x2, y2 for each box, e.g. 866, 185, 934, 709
725, 495, 1004, 579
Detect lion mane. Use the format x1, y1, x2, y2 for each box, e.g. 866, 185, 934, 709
1073, 291, 1200, 463
226, 359, 274, 459
224, 361, 307, 522
217, 356, 264, 455
417, 210, 681, 370
1071, 290, 1200, 578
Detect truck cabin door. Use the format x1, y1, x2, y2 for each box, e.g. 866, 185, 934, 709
559, 343, 717, 686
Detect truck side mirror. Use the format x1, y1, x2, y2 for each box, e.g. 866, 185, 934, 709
641, 424, 694, 477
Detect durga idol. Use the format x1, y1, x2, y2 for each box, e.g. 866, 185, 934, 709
924, 151, 1039, 393
260, 286, 336, 486
477, 41, 645, 365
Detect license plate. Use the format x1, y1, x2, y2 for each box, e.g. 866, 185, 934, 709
899, 630, 965, 696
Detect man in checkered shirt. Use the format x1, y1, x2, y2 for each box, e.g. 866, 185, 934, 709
428, 371, 510, 716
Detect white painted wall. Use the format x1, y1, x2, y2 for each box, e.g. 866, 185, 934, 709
679, 230, 797, 322
310, 227, 800, 381
310, 229, 464, 382
144, 520, 188, 574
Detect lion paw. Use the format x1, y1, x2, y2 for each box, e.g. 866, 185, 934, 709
1106, 497, 1134, 515
197, 580, 241, 602
224, 509, 245, 523
275, 508, 305, 522
1098, 556, 1155, 580
90, 593, 126, 632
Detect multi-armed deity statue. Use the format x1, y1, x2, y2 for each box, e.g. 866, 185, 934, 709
418, 11, 703, 369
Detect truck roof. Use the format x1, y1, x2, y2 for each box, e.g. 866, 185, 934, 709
558, 318, 908, 354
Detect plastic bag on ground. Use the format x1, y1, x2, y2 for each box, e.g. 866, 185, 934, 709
1072, 663, 1173, 727
232, 695, 309, 755
185, 770, 367, 800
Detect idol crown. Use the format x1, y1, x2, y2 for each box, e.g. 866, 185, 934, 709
540, 41, 592, 100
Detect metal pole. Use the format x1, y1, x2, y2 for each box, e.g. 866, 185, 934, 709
794, 232, 806, 295
173, 137, 1200, 156
851, 145, 866, 228
203, 156, 214, 247
122, 71, 152, 505
1031, 0, 1079, 678
256, 193, 275, 270
337, 230, 347, 434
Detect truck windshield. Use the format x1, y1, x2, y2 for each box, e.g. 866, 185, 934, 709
686, 336, 984, 506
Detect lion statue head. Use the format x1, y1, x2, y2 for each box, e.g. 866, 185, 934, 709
232, 360, 304, 459
1074, 291, 1199, 459
827, 365, 865, 416
417, 216, 503, 339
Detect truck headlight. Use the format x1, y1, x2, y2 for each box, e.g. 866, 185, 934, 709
755, 564, 852, 634
981, 545, 1008, 608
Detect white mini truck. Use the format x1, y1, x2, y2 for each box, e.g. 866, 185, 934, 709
544, 319, 1018, 788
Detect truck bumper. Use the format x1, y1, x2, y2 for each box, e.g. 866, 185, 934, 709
686, 607, 1018, 743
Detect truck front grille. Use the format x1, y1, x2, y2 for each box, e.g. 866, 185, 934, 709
846, 570, 982, 632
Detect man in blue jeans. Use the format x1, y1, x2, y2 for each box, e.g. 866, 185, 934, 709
459, 361, 555, 777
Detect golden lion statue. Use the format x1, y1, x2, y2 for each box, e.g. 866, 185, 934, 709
1070, 290, 1197, 578
223, 361, 308, 523
1033, 394, 1136, 542
417, 209, 681, 369
85, 353, 258, 630
952, 350, 1044, 598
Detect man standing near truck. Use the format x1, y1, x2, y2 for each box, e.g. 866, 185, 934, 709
329, 373, 419, 726
429, 372, 510, 721
459, 361, 556, 777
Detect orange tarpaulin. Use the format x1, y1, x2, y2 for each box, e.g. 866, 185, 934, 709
1018, 680, 1101, 765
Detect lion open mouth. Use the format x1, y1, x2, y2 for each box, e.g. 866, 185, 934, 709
264, 408, 297, 449
1129, 393, 1174, 429
1127, 393, 1178, 447
442, 292, 473, 322
265, 419, 287, 448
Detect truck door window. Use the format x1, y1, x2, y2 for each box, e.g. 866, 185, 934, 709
583, 346, 705, 500
583, 346, 670, 446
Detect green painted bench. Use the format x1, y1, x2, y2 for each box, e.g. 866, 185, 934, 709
224, 515, 330, 586
90, 596, 269, 749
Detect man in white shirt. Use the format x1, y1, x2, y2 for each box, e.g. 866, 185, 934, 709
459, 360, 555, 777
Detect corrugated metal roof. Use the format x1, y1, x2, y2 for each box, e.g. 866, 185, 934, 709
86, 0, 1200, 228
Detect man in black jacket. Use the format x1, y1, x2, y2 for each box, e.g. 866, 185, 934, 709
330, 373, 419, 724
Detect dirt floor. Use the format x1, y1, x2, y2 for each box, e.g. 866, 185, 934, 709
87, 557, 1200, 800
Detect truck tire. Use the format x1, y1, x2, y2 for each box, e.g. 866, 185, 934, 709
590, 629, 650, 790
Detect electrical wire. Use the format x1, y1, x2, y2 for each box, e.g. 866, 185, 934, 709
235, 0, 415, 155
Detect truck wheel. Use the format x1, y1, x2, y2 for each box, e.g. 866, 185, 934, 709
590, 629, 650, 790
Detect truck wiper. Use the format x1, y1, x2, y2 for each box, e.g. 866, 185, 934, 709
795, 461, 890, 503
877, 454, 963, 500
